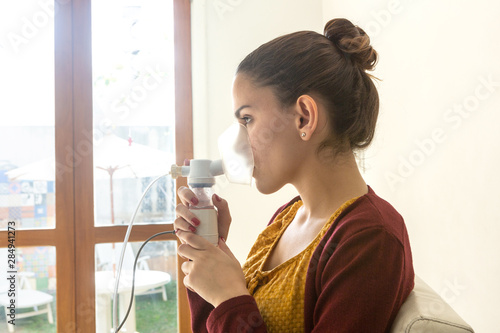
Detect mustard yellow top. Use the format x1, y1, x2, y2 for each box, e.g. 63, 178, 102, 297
242, 198, 358, 332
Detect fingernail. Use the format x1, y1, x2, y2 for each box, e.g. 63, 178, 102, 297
214, 194, 222, 202
191, 217, 201, 226
189, 226, 196, 232
191, 197, 199, 205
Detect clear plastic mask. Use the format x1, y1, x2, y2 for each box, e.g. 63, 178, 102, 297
218, 122, 254, 185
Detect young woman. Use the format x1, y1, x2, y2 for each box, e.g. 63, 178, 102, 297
174, 18, 414, 332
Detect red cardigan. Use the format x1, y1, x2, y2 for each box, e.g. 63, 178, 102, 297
186, 186, 414, 332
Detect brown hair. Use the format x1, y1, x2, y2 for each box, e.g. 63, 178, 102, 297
236, 18, 379, 155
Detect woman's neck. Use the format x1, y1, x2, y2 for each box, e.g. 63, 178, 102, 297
291, 151, 368, 222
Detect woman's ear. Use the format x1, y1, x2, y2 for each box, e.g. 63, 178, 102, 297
295, 95, 319, 141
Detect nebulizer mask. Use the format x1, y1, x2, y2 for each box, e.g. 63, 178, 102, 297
113, 122, 253, 332
170, 122, 254, 244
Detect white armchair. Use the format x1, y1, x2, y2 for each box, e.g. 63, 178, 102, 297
0, 272, 54, 332
390, 275, 474, 332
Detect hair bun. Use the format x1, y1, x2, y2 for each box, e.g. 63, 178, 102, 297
324, 18, 377, 71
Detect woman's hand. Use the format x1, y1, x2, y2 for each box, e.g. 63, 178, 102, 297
176, 230, 250, 307
173, 184, 247, 306
174, 186, 232, 241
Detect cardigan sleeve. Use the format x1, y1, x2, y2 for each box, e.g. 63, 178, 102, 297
186, 289, 213, 333
306, 226, 414, 333
187, 290, 267, 332
207, 295, 267, 332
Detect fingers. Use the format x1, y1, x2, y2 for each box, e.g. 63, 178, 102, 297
177, 229, 211, 252
181, 258, 193, 275
175, 186, 200, 237
212, 194, 232, 240
177, 229, 212, 261
177, 186, 199, 206
217, 237, 239, 262
174, 204, 201, 233
177, 242, 199, 261
181, 261, 195, 292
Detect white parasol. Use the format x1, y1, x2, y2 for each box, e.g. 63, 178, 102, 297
6, 133, 173, 225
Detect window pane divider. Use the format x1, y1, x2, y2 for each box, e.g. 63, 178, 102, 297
0, 230, 57, 246
174, 0, 194, 331
94, 224, 176, 243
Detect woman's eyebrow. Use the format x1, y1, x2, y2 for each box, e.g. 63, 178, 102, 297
234, 105, 251, 119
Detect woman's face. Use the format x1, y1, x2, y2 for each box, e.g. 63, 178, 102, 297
232, 74, 303, 194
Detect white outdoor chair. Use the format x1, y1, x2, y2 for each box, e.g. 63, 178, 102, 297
0, 272, 54, 332
95, 243, 168, 301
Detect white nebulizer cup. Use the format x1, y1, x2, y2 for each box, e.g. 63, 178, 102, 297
185, 159, 223, 246
190, 186, 219, 245
170, 123, 254, 245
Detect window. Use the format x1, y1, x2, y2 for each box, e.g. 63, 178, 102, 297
0, 0, 192, 331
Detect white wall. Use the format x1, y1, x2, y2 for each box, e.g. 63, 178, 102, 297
192, 0, 499, 331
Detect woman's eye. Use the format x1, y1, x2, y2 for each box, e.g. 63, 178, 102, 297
241, 116, 252, 124
237, 116, 251, 125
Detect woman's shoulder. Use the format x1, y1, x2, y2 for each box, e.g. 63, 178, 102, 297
331, 186, 410, 247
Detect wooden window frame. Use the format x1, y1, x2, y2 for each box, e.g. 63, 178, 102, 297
0, 0, 193, 331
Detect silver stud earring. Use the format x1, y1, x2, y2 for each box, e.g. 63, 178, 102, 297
301, 132, 306, 137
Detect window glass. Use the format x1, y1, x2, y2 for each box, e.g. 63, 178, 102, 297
0, 1, 56, 230
95, 241, 177, 332
91, 0, 176, 227
0, 246, 57, 332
